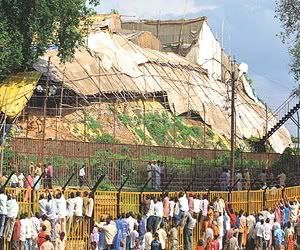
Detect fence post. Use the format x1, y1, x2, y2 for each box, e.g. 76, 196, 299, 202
117, 176, 130, 216
139, 177, 152, 213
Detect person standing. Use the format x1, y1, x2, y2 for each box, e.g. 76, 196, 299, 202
40, 235, 54, 250
55, 192, 67, 233
236, 170, 243, 191
244, 168, 251, 190
157, 224, 167, 250
45, 163, 53, 189
150, 233, 162, 250
183, 212, 197, 250
12, 217, 21, 250
0, 188, 7, 238
24, 173, 33, 202
10, 171, 19, 188
277, 171, 287, 187
169, 219, 178, 250
219, 168, 228, 191
101, 217, 117, 250
31, 212, 40, 250
20, 213, 32, 250
66, 192, 76, 233
144, 228, 153, 250
4, 194, 19, 241
146, 162, 153, 189
34, 163, 42, 191
79, 165, 85, 188
74, 191, 83, 222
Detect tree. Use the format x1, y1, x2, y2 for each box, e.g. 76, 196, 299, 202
0, 0, 100, 78
276, 1, 300, 81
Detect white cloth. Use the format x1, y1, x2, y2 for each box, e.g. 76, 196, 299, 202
67, 198, 76, 217
263, 223, 272, 241
193, 199, 201, 213
0, 194, 7, 215
179, 195, 189, 212
147, 200, 154, 216
55, 195, 67, 218
20, 218, 32, 241
130, 230, 139, 248
126, 216, 138, 233
79, 168, 85, 177
256, 222, 264, 237
74, 196, 83, 217
10, 174, 18, 185
7, 199, 18, 218
144, 231, 153, 250
169, 200, 175, 218
201, 199, 209, 216
157, 228, 167, 249
154, 201, 163, 217
46, 199, 57, 220
30, 217, 41, 238
39, 199, 48, 215
86, 198, 94, 217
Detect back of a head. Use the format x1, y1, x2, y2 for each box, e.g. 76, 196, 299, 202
45, 235, 51, 241
42, 225, 47, 232
70, 192, 75, 199
76, 191, 81, 197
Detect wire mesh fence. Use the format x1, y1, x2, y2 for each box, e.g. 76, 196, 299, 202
1, 138, 299, 192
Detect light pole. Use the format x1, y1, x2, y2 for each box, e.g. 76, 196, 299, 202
229, 60, 248, 187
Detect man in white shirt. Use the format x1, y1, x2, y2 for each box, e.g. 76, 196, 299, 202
66, 192, 76, 232
20, 213, 32, 250
39, 194, 48, 216
255, 219, 264, 250
144, 228, 153, 250
183, 212, 197, 250
157, 224, 167, 250
4, 194, 19, 241
30, 212, 41, 249
79, 165, 85, 188
74, 191, 83, 219
85, 192, 94, 219
10, 172, 19, 188
277, 171, 286, 187
263, 218, 272, 250
178, 192, 189, 225
55, 192, 67, 233
153, 197, 163, 231
45, 194, 57, 241
201, 195, 209, 219
100, 217, 117, 249
0, 189, 7, 238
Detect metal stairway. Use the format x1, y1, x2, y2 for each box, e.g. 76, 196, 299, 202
259, 94, 300, 149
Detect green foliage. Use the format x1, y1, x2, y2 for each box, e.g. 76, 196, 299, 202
0, 0, 100, 77
275, 1, 300, 81
110, 9, 119, 14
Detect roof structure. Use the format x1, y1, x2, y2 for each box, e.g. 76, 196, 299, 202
122, 17, 206, 56
33, 31, 291, 153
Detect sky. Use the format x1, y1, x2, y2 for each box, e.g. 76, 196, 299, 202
96, 0, 298, 134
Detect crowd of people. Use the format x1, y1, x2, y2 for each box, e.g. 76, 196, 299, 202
219, 168, 287, 191
89, 192, 300, 250
0, 188, 94, 249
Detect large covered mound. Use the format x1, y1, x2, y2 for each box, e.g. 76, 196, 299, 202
33, 31, 291, 153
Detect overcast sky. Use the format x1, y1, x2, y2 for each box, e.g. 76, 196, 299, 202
96, 0, 298, 134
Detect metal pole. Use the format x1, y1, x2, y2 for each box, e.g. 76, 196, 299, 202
297, 111, 299, 155
0, 115, 7, 176
203, 103, 206, 148
230, 59, 236, 187
265, 103, 268, 151
143, 101, 146, 145
173, 104, 176, 147
42, 57, 51, 161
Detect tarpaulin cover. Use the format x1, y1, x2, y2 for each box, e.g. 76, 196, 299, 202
0, 72, 41, 117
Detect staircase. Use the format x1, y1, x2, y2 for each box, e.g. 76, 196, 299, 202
259, 95, 300, 148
